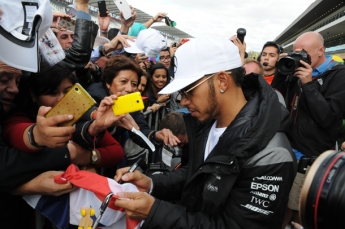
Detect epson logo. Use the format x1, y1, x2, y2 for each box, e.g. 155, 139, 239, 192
251, 182, 279, 192
253, 176, 283, 181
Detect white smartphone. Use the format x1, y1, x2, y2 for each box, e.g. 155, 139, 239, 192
113, 0, 132, 20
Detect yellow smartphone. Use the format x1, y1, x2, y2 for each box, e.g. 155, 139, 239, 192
112, 92, 144, 116
45, 83, 96, 126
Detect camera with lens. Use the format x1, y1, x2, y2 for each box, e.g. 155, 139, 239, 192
277, 49, 311, 75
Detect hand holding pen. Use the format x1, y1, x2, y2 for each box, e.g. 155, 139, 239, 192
115, 157, 153, 192
117, 157, 143, 184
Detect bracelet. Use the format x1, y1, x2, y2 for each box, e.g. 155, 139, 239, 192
119, 31, 127, 35
100, 30, 108, 34
27, 124, 44, 148
151, 17, 156, 22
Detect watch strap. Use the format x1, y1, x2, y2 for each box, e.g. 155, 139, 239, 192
27, 124, 44, 148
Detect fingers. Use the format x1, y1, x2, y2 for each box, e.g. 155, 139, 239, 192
114, 167, 131, 182
117, 191, 141, 200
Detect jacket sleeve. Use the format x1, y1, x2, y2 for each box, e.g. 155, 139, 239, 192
2, 113, 35, 153
0, 143, 71, 192
301, 67, 345, 128
150, 165, 188, 201
143, 147, 295, 229
96, 131, 124, 167
56, 18, 98, 71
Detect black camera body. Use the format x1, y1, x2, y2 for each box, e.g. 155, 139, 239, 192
277, 49, 311, 75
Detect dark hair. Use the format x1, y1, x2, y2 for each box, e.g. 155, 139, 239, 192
149, 63, 169, 80
29, 62, 77, 98
159, 112, 186, 135
103, 55, 143, 86
108, 28, 120, 40
160, 47, 170, 55
261, 41, 283, 55
229, 67, 246, 87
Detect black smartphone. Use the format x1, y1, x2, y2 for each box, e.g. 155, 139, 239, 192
172, 42, 177, 47
98, 1, 107, 17
237, 28, 246, 44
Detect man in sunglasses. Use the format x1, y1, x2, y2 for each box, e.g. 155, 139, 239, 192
114, 35, 296, 228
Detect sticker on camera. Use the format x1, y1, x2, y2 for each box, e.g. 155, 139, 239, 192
162, 147, 173, 167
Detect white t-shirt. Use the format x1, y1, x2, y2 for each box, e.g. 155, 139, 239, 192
204, 121, 226, 160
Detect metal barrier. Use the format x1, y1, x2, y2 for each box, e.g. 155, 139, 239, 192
143, 100, 170, 131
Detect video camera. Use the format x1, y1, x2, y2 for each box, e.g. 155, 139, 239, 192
277, 49, 311, 75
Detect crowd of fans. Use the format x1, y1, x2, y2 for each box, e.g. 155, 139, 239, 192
1, 0, 345, 228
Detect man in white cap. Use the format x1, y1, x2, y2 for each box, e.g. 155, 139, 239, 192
114, 35, 296, 228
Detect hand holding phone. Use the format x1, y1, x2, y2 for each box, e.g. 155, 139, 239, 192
113, 0, 132, 20
112, 92, 144, 116
45, 83, 96, 126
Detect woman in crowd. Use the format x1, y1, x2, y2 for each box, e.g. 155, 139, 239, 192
3, 63, 127, 168
142, 63, 171, 113
87, 55, 179, 148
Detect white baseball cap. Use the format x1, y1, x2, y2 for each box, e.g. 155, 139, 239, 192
124, 29, 167, 57
93, 36, 110, 49
0, 0, 53, 73
158, 35, 242, 95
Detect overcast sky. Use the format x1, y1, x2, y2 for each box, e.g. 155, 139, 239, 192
127, 0, 315, 51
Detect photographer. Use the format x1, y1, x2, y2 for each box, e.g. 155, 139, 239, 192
271, 31, 345, 227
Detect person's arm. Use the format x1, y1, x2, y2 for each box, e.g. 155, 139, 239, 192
97, 9, 110, 38
94, 131, 124, 167
118, 5, 136, 35
3, 107, 76, 152
298, 64, 345, 128
143, 12, 167, 29
11, 171, 74, 196
0, 144, 71, 192
56, 0, 99, 71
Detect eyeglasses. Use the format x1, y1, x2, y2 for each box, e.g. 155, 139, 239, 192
175, 71, 232, 103
160, 56, 171, 61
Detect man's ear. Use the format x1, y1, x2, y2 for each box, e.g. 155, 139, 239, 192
217, 71, 232, 92
318, 46, 325, 57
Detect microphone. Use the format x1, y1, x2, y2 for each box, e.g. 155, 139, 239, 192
263, 62, 276, 68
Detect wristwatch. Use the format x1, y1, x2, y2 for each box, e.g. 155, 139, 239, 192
90, 149, 98, 165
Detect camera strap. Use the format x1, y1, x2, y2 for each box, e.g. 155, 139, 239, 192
289, 80, 303, 125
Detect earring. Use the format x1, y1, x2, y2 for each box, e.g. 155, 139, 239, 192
220, 89, 224, 93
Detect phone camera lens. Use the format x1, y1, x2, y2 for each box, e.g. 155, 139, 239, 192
136, 100, 139, 103
75, 88, 79, 91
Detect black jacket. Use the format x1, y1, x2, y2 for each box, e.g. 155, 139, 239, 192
56, 18, 98, 71
142, 73, 296, 229
272, 64, 345, 157
87, 82, 154, 148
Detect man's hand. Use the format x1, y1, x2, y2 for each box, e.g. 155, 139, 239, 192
104, 34, 134, 53
155, 128, 180, 146
114, 167, 152, 192
88, 95, 139, 135
115, 192, 154, 220
98, 9, 110, 31
294, 60, 313, 85
51, 12, 70, 28
34, 106, 76, 148
11, 171, 74, 196
152, 12, 167, 22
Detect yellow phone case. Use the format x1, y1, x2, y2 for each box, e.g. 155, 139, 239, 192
45, 83, 96, 126
112, 92, 144, 116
